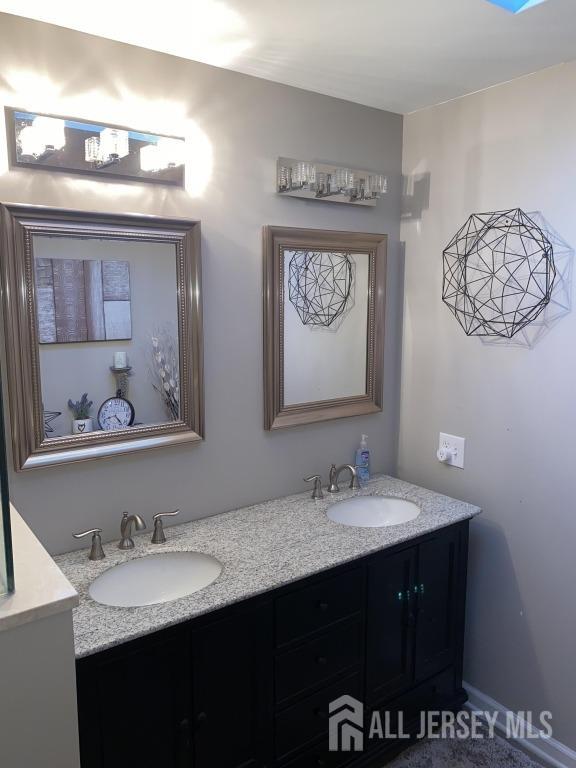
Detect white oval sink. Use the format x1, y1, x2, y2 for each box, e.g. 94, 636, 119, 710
89, 551, 222, 607
327, 496, 421, 528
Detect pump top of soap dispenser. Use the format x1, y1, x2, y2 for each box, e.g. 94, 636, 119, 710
360, 434, 368, 449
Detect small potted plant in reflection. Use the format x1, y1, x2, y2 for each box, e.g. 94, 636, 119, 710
68, 393, 94, 435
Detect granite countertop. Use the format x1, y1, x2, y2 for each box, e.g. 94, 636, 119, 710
54, 475, 481, 658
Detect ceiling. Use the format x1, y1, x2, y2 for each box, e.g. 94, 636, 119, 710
0, 0, 575, 114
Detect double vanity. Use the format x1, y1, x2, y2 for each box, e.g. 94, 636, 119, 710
56, 475, 480, 768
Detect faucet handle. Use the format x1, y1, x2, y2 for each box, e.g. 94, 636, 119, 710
152, 509, 180, 544
73, 528, 105, 561
304, 475, 324, 500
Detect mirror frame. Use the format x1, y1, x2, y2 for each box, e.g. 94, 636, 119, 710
0, 204, 204, 470
263, 225, 386, 430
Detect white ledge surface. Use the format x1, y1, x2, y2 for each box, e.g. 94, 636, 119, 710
0, 505, 78, 633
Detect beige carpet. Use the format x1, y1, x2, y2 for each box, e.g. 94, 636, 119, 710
387, 736, 543, 767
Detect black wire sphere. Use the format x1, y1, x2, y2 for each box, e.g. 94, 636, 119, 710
442, 208, 556, 338
288, 250, 353, 327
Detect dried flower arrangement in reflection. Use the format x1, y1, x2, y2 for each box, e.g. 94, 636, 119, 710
149, 326, 180, 421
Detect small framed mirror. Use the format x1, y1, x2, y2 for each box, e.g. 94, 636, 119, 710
0, 205, 203, 470
263, 226, 386, 429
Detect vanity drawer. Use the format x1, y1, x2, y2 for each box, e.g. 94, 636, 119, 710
275, 620, 362, 703
275, 672, 361, 760
276, 568, 363, 646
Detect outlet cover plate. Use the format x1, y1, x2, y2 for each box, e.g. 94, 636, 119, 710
439, 432, 465, 469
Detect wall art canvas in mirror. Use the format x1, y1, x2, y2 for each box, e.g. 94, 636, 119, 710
263, 226, 386, 429
35, 256, 132, 343
0, 205, 203, 470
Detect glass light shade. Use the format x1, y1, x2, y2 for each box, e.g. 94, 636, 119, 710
99, 128, 129, 161
292, 162, 315, 187
139, 138, 185, 172
278, 164, 290, 190
316, 171, 327, 193
333, 167, 352, 190
367, 174, 387, 196
84, 136, 101, 163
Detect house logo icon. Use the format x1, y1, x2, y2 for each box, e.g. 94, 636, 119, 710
329, 695, 364, 751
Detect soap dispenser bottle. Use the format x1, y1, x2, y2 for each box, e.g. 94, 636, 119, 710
355, 434, 370, 483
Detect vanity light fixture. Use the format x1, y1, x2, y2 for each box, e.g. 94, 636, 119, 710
6, 108, 185, 186
277, 157, 387, 206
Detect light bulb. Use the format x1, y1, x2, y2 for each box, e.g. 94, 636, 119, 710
18, 125, 46, 158
99, 128, 129, 162
139, 138, 185, 172
18, 115, 66, 158
32, 116, 66, 151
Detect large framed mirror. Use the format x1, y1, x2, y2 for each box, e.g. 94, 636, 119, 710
263, 226, 386, 429
0, 205, 203, 470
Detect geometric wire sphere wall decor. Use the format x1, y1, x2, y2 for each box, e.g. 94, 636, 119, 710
288, 250, 353, 327
442, 208, 556, 338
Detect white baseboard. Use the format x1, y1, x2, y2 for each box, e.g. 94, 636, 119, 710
464, 682, 576, 768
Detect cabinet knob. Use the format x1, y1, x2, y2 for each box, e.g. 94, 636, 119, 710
318, 601, 329, 612
316, 759, 326, 767
316, 655, 328, 665
196, 711, 208, 725
314, 707, 327, 719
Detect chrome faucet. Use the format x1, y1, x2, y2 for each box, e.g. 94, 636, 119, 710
327, 464, 361, 493
118, 512, 146, 550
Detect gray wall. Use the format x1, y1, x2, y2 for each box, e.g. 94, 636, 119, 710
0, 611, 80, 768
0, 14, 403, 554
400, 63, 576, 750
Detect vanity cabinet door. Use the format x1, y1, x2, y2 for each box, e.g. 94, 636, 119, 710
76, 630, 190, 768
190, 600, 273, 768
414, 526, 462, 682
366, 546, 416, 704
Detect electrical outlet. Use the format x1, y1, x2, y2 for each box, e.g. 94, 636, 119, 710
438, 433, 465, 469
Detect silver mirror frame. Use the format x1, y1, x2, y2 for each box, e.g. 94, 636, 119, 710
263, 225, 386, 430
0, 204, 204, 470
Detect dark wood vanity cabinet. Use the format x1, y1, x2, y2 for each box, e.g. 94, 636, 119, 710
76, 521, 469, 768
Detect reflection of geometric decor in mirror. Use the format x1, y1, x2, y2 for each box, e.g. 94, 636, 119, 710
0, 205, 203, 470
263, 226, 386, 430
288, 251, 353, 327
277, 157, 387, 206
5, 108, 185, 186
443, 208, 556, 338
35, 258, 131, 343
